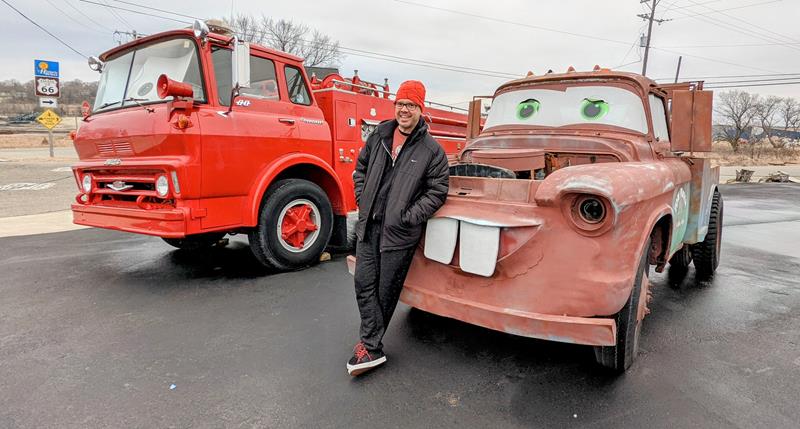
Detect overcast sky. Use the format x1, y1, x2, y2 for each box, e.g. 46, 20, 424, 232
2, 0, 799, 106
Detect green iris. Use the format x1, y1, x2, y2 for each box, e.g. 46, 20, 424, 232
580, 98, 610, 120
516, 99, 541, 120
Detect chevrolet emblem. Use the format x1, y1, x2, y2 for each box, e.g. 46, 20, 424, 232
107, 181, 133, 192
104, 158, 122, 166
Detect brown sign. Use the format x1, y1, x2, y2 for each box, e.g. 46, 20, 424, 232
35, 76, 60, 97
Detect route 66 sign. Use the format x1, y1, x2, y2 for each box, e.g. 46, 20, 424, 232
35, 77, 60, 97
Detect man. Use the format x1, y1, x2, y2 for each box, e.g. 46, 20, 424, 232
347, 80, 449, 376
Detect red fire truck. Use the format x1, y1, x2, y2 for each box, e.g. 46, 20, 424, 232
71, 21, 473, 270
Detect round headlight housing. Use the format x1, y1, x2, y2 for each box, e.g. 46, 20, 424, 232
155, 175, 169, 197
578, 197, 605, 224
81, 174, 92, 193
567, 194, 614, 236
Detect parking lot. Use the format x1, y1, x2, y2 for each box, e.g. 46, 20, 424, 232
1, 183, 799, 428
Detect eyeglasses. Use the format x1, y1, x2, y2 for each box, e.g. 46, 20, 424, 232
395, 102, 419, 112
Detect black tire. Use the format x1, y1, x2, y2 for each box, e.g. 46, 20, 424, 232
667, 244, 692, 287
691, 189, 723, 281
162, 233, 226, 251
594, 239, 651, 373
248, 179, 333, 270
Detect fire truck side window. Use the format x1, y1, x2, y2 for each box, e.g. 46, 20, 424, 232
284, 66, 312, 106
211, 47, 279, 105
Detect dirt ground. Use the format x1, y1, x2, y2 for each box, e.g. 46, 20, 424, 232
1, 131, 799, 167
0, 133, 73, 148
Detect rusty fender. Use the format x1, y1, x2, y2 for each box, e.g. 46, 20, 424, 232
534, 160, 692, 213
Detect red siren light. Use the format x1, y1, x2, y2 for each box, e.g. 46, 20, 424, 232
567, 66, 576, 73
157, 74, 194, 99
526, 70, 535, 77
593, 65, 601, 71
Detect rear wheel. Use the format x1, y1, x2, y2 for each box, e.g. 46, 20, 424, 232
691, 189, 723, 281
667, 244, 692, 286
248, 179, 333, 270
162, 233, 226, 251
594, 239, 651, 373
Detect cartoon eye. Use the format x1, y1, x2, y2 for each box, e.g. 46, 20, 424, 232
581, 98, 609, 120
516, 99, 541, 120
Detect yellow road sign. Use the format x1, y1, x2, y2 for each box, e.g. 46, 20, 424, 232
36, 109, 61, 130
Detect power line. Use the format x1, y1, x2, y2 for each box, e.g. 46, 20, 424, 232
80, 0, 523, 79
108, 0, 199, 20
705, 76, 800, 85
2, 0, 87, 58
100, 0, 133, 29
79, 0, 189, 23
392, 0, 778, 73
45, 0, 100, 32
684, 0, 797, 45
705, 80, 800, 89
393, 0, 631, 47
666, 1, 800, 54
656, 72, 800, 80
668, 0, 781, 21
64, 0, 115, 32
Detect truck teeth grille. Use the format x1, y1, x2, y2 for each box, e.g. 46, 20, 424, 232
96, 141, 133, 156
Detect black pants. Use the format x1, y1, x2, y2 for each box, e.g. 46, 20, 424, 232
354, 221, 416, 353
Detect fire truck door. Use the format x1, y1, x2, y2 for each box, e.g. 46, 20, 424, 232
199, 50, 298, 230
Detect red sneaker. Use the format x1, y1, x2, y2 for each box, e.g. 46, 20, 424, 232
347, 342, 387, 376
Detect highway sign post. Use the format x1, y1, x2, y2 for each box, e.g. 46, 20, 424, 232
34, 60, 61, 157
36, 109, 62, 158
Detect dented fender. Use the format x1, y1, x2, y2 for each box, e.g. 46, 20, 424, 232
534, 161, 692, 214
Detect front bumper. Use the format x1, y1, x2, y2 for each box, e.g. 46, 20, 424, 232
401, 284, 617, 346
72, 203, 189, 238
345, 254, 618, 346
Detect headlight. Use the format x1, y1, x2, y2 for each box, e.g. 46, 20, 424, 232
567, 194, 614, 236
155, 175, 169, 197
81, 174, 92, 193
578, 197, 605, 224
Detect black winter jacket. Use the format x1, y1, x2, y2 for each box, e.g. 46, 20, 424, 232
353, 118, 449, 251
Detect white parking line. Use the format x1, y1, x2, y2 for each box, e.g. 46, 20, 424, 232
51, 167, 73, 172
0, 182, 57, 191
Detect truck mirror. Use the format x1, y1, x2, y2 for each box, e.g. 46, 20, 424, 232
670, 90, 713, 152
466, 99, 482, 140
231, 38, 251, 90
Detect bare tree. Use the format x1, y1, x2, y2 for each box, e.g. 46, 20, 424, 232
754, 96, 783, 148
714, 90, 759, 153
779, 97, 800, 133
225, 14, 268, 45
225, 14, 343, 67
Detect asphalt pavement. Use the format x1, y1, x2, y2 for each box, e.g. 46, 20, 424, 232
1, 184, 799, 428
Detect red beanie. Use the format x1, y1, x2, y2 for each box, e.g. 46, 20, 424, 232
396, 80, 426, 112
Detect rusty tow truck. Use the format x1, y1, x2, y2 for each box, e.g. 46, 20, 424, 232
352, 67, 723, 372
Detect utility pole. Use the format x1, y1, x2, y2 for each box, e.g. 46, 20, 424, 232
674, 56, 682, 83
637, 0, 670, 76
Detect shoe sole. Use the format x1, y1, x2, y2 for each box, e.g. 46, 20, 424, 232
347, 356, 387, 376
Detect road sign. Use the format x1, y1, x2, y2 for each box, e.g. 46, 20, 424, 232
39, 97, 58, 108
36, 109, 62, 130
34, 60, 59, 78
35, 77, 60, 97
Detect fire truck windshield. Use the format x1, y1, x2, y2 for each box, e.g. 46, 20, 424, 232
484, 85, 648, 134
94, 38, 205, 112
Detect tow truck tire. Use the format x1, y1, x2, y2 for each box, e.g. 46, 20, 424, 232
667, 244, 692, 286
691, 189, 723, 281
162, 233, 226, 251
248, 179, 333, 270
594, 238, 650, 373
